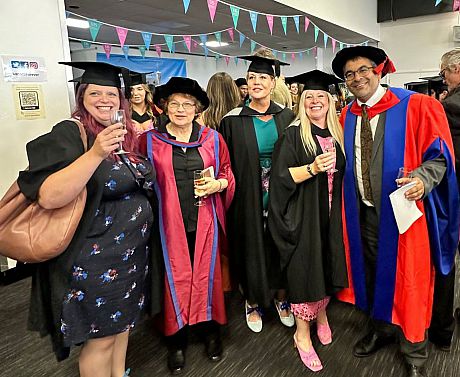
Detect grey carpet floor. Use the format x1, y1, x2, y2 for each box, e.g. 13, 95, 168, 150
1, 277, 459, 377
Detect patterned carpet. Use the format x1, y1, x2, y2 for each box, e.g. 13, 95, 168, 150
1, 276, 459, 377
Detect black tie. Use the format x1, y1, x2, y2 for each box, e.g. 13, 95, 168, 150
360, 105, 373, 204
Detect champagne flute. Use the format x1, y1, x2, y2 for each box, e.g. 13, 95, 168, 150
111, 109, 129, 155
194, 170, 206, 206
324, 138, 338, 173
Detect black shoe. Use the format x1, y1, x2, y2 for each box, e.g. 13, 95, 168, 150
167, 349, 185, 375
428, 333, 452, 352
353, 331, 395, 357
205, 336, 223, 362
406, 364, 427, 377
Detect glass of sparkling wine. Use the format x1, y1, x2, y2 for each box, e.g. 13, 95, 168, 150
325, 138, 338, 173
111, 109, 129, 155
194, 170, 206, 206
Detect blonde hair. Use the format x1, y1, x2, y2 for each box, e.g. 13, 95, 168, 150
271, 77, 292, 109
296, 90, 344, 156
130, 83, 154, 119
202, 72, 240, 129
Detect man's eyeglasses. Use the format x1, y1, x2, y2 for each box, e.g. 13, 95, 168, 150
168, 101, 196, 111
439, 68, 447, 79
344, 66, 375, 82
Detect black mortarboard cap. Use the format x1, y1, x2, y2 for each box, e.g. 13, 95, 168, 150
238, 55, 289, 77
59, 61, 127, 88
154, 77, 209, 110
235, 78, 247, 87
130, 72, 147, 86
289, 70, 342, 93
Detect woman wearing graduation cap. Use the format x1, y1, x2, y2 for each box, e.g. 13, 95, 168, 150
129, 71, 156, 134
220, 50, 296, 333
140, 76, 235, 374
268, 70, 348, 372
17, 61, 156, 377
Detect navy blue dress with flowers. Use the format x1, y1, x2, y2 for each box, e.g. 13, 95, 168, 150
60, 158, 153, 346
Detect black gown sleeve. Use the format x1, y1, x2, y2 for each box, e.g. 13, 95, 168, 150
17, 120, 86, 201
268, 128, 303, 268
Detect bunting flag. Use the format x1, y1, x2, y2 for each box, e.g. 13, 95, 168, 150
199, 34, 208, 45
230, 5, 240, 28
249, 11, 258, 33
294, 16, 300, 33
313, 46, 318, 58
340, 42, 344, 50
306, 49, 310, 56
281, 16, 288, 35
250, 40, 256, 53
88, 19, 101, 41
282, 52, 287, 62
305, 17, 310, 32
215, 31, 222, 43
224, 56, 230, 65
192, 39, 199, 49
454, 0, 460, 11
314, 26, 319, 42
435, 0, 442, 5
207, 0, 218, 23
239, 33, 245, 47
139, 46, 146, 58
332, 38, 337, 53
291, 52, 295, 61
183, 35, 192, 52
227, 28, 234, 42
299, 51, 303, 60
272, 50, 278, 58
103, 43, 112, 59
154, 44, 162, 57
323, 33, 328, 48
266, 15, 274, 35
164, 35, 174, 53
122, 45, 129, 59
81, 41, 91, 49
183, 0, 191, 13
204, 46, 209, 57
116, 27, 128, 48
141, 32, 152, 50
234, 56, 239, 65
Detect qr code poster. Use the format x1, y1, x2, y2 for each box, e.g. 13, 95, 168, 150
12, 84, 46, 120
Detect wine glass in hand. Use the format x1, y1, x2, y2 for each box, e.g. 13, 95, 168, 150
194, 170, 206, 206
324, 138, 337, 173
111, 109, 129, 154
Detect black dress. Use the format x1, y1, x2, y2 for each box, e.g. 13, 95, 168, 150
268, 123, 348, 303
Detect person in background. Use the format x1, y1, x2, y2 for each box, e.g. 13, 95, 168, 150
290, 82, 300, 113
18, 62, 156, 377
269, 70, 348, 372
271, 76, 293, 110
140, 77, 235, 374
129, 72, 156, 134
332, 46, 459, 377
199, 72, 241, 130
220, 52, 295, 334
235, 77, 249, 106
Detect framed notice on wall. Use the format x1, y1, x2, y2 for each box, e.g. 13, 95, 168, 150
1, 55, 47, 82
12, 84, 46, 120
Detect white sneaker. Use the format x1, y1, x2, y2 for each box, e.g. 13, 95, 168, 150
245, 301, 263, 333
274, 299, 295, 327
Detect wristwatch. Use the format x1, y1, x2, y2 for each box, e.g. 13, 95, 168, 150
306, 163, 316, 176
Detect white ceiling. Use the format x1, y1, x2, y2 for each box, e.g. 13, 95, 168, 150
65, 0, 375, 57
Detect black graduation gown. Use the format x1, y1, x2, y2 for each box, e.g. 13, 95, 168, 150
268, 122, 348, 303
220, 102, 295, 307
16, 121, 160, 361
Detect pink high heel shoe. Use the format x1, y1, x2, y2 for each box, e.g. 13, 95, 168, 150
317, 321, 332, 345
293, 335, 323, 372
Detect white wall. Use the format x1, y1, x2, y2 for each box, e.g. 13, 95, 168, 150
380, 12, 458, 88
275, 0, 380, 41
0, 0, 71, 196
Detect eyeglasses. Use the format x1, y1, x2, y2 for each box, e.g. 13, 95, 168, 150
439, 68, 447, 79
168, 101, 196, 111
344, 66, 375, 82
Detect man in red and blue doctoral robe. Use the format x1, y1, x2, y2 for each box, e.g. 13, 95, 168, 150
332, 46, 459, 377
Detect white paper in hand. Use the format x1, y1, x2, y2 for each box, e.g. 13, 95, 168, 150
389, 181, 423, 234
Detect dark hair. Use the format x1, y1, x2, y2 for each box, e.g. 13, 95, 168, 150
71, 84, 139, 156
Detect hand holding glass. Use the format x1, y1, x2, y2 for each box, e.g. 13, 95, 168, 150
110, 110, 129, 155
324, 139, 338, 173
396, 167, 413, 187
194, 170, 206, 206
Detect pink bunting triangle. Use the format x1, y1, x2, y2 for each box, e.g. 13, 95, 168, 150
224, 56, 230, 65
116, 27, 128, 48
155, 44, 162, 57
305, 17, 310, 32
266, 15, 274, 35
192, 39, 199, 50
454, 0, 460, 11
291, 53, 296, 61
183, 36, 191, 52
332, 39, 337, 53
227, 28, 234, 42
207, 0, 218, 23
103, 44, 112, 59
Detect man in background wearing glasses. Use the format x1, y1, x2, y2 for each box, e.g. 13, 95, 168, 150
331, 46, 459, 377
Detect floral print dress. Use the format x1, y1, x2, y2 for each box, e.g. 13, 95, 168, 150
60, 158, 153, 346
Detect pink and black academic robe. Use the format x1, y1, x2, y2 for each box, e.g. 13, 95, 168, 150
144, 125, 235, 335
338, 87, 459, 342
